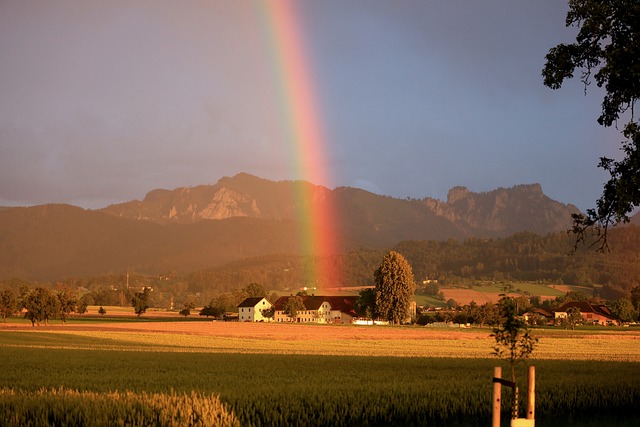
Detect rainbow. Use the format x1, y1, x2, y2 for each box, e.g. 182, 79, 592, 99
256, 0, 342, 289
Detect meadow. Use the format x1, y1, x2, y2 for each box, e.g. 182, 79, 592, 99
1, 321, 639, 426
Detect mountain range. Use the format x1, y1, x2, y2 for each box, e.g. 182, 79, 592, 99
0, 173, 580, 281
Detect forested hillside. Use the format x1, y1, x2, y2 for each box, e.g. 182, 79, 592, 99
4, 226, 638, 311
0, 174, 582, 281
0, 204, 302, 281
182, 225, 640, 294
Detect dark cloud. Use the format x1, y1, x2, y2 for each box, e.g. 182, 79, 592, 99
0, 1, 615, 210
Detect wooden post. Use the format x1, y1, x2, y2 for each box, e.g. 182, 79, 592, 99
492, 367, 502, 427
510, 366, 536, 427
526, 366, 535, 420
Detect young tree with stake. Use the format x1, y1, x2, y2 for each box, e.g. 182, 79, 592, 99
492, 296, 538, 384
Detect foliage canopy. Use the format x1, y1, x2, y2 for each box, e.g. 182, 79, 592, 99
283, 295, 305, 319
543, 0, 640, 249
131, 288, 151, 317
21, 287, 60, 326
0, 289, 17, 322
374, 251, 416, 324
492, 297, 538, 383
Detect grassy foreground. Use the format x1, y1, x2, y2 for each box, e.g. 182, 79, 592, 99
1, 323, 639, 426
0, 388, 239, 427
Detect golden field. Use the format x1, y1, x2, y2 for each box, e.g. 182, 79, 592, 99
1, 321, 638, 361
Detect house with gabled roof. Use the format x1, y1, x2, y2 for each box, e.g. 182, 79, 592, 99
554, 301, 619, 326
273, 295, 357, 324
523, 307, 554, 325
237, 297, 272, 322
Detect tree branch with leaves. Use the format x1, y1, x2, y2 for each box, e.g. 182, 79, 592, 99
283, 295, 305, 320
543, 0, 640, 251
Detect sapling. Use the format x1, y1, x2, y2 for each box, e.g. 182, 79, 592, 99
492, 296, 537, 383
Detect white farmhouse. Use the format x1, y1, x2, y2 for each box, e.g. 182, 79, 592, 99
237, 297, 273, 322
273, 296, 357, 324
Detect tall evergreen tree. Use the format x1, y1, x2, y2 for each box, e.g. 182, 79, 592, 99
374, 251, 416, 324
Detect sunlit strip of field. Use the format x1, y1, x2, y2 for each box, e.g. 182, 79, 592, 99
0, 330, 494, 358
1, 328, 639, 361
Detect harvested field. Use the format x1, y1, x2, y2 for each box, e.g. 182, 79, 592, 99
2, 321, 639, 361
439, 288, 500, 304
0, 320, 487, 340
440, 288, 558, 305
548, 284, 594, 294
82, 305, 183, 317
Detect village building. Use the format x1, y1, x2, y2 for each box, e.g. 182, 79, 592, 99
554, 301, 619, 326
273, 295, 358, 324
522, 307, 555, 325
237, 297, 273, 322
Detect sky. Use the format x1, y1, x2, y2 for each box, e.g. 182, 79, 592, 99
0, 1, 623, 211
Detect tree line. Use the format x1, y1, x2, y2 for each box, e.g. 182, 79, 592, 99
172, 225, 640, 295
3, 252, 638, 325
2, 226, 640, 314
0, 285, 81, 325
0, 284, 158, 324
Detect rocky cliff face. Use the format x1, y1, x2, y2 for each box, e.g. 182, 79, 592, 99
101, 174, 286, 223
420, 183, 579, 236
101, 173, 343, 225
100, 173, 579, 238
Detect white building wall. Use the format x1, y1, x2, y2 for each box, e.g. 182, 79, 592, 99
239, 298, 272, 322
274, 302, 333, 323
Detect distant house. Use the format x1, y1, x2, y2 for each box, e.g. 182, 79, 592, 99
554, 301, 619, 326
523, 307, 554, 325
273, 296, 358, 324
237, 297, 272, 322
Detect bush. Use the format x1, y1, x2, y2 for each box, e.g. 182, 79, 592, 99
416, 313, 436, 325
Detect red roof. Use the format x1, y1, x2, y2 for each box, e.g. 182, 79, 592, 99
556, 301, 615, 320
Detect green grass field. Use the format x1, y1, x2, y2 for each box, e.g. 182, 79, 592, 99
1, 322, 639, 426
1, 346, 639, 426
